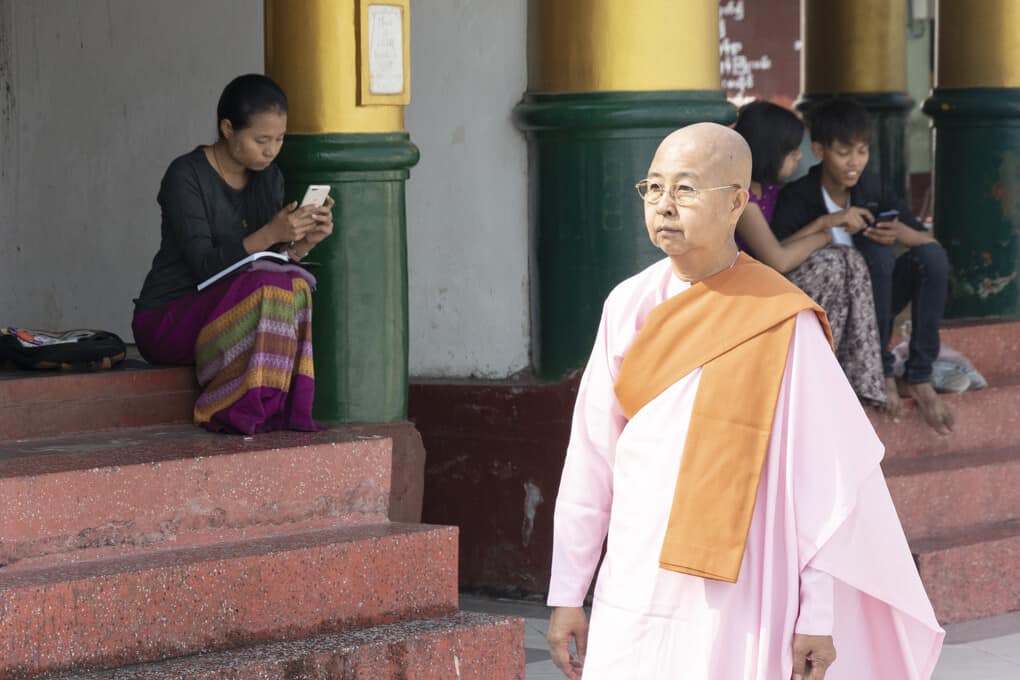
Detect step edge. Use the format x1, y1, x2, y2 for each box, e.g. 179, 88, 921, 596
0, 522, 453, 589
910, 519, 1020, 554
0, 427, 392, 479
0, 371, 196, 402
882, 444, 1020, 477
0, 512, 393, 570
50, 612, 524, 679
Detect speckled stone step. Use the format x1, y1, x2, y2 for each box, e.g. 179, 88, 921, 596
0, 365, 196, 439
0, 426, 392, 566
0, 522, 458, 679
869, 375, 1020, 460
50, 612, 525, 680
938, 319, 1020, 377
884, 445, 1020, 538
912, 519, 1020, 624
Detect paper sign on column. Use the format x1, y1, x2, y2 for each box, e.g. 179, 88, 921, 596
368, 5, 403, 95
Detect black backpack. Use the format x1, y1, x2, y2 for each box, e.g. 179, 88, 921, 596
0, 328, 127, 371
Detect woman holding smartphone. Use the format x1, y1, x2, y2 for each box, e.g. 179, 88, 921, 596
133, 74, 333, 434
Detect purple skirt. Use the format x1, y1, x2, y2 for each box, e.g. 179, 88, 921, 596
133, 270, 318, 434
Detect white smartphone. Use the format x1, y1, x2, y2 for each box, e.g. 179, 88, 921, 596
299, 184, 331, 209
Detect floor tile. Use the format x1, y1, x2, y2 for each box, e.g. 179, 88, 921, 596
945, 611, 1020, 644
969, 633, 1020, 665
932, 644, 1020, 679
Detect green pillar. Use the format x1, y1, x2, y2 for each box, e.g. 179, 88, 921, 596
515, 0, 733, 380
266, 0, 418, 420
514, 92, 734, 379
276, 134, 419, 420
922, 1, 1020, 317
923, 92, 1020, 316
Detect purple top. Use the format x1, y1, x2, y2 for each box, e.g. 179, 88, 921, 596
737, 182, 781, 259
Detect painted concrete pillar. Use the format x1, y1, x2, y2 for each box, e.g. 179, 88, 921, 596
265, 0, 419, 420
800, 0, 912, 199
922, 0, 1020, 317
513, 0, 733, 380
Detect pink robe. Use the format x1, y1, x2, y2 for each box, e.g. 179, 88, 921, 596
548, 258, 944, 679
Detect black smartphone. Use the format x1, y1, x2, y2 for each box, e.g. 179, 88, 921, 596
874, 209, 899, 225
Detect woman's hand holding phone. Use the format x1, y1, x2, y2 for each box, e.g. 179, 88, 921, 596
304, 196, 335, 246
295, 184, 334, 245
256, 185, 335, 260
267, 201, 318, 244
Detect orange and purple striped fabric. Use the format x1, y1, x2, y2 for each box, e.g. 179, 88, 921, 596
193, 270, 317, 434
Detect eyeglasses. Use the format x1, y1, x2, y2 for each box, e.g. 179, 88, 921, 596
635, 180, 742, 205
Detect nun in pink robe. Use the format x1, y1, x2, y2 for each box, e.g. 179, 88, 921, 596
548, 256, 944, 679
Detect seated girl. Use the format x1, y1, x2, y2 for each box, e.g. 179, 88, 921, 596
132, 74, 333, 434
734, 101, 885, 405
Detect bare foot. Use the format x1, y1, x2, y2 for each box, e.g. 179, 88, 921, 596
906, 381, 955, 435
880, 377, 903, 418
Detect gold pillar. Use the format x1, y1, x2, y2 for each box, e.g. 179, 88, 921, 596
802, 0, 906, 93
264, 0, 405, 133
528, 0, 718, 93
935, 0, 1020, 88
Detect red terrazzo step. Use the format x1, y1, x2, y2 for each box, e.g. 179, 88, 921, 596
939, 319, 1020, 376
51, 612, 525, 679
883, 446, 1020, 539
912, 520, 1020, 624
0, 366, 196, 439
0, 426, 391, 566
0, 522, 459, 679
869, 375, 1020, 460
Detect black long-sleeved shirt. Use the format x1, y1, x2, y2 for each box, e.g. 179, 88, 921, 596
134, 147, 284, 310
770, 164, 924, 241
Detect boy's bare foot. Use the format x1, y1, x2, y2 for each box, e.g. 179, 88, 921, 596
880, 377, 903, 418
905, 381, 955, 435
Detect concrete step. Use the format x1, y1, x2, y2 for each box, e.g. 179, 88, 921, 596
50, 612, 525, 679
938, 319, 1020, 376
884, 446, 1020, 539
0, 365, 195, 439
0, 522, 459, 679
870, 375, 1020, 460
0, 426, 391, 566
912, 519, 1020, 625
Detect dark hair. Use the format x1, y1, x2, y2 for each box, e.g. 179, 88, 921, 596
804, 97, 874, 146
216, 74, 288, 233
734, 101, 805, 185
216, 74, 288, 140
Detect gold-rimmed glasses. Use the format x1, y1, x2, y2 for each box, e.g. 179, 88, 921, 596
635, 179, 742, 205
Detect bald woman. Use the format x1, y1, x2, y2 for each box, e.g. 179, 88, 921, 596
545, 124, 943, 680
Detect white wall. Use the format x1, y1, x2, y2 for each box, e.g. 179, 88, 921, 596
405, 0, 530, 378
0, 0, 263, 339
906, 19, 933, 175
0, 0, 531, 379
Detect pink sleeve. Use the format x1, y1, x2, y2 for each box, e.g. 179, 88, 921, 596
547, 304, 627, 607
796, 565, 835, 635
784, 309, 869, 638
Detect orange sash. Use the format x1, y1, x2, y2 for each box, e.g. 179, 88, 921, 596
614, 254, 832, 583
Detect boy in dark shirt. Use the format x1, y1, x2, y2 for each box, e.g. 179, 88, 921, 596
772, 97, 954, 434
